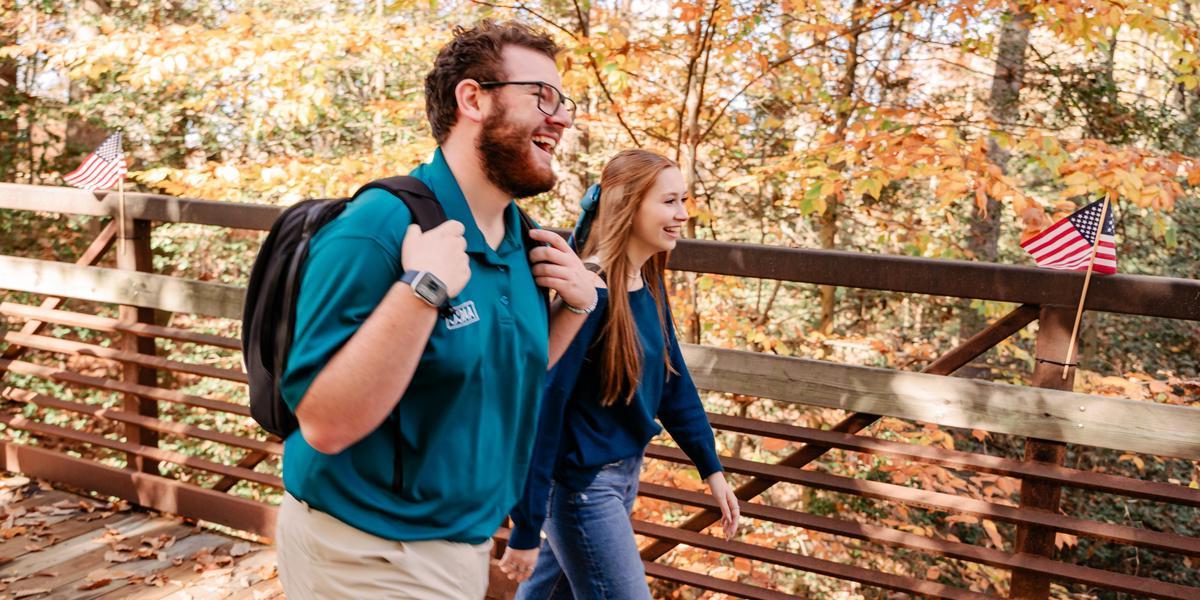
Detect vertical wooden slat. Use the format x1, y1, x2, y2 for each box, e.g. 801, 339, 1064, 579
1010, 306, 1076, 599
117, 218, 160, 474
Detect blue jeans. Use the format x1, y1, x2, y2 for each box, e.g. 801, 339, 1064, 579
514, 456, 651, 600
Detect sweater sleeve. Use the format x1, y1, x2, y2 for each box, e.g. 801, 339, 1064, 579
509, 301, 607, 549
656, 302, 724, 479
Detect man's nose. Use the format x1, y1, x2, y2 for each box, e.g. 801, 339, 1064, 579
547, 104, 573, 128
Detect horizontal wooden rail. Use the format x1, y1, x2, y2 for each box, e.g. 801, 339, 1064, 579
638, 483, 1198, 600
4, 332, 248, 383
0, 442, 277, 537
683, 345, 1200, 460
706, 412, 1200, 508
493, 522, 795, 599
0, 414, 282, 488
3, 183, 1198, 321
1, 387, 279, 455
664, 239, 1200, 322
7, 261, 1197, 458
0, 358, 250, 416
0, 256, 243, 320
0, 302, 241, 350
0, 183, 282, 231
646, 446, 1200, 557
641, 562, 796, 600
633, 520, 998, 600
641, 304, 1040, 563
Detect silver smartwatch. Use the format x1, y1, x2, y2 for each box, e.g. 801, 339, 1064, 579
400, 270, 451, 315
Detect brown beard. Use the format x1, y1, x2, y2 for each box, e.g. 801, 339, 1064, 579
476, 102, 556, 199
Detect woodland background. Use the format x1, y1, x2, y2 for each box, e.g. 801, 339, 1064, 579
2, 0, 1199, 597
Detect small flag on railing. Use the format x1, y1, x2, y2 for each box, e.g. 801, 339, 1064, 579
63, 131, 128, 192
1020, 199, 1117, 274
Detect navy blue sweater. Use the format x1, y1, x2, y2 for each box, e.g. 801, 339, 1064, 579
509, 284, 723, 550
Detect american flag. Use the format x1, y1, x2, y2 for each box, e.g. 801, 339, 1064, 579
1020, 199, 1117, 274
63, 131, 128, 191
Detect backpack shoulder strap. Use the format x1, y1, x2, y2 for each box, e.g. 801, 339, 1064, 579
353, 176, 447, 232
514, 206, 553, 319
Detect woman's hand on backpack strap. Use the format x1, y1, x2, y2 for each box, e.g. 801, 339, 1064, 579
401, 221, 471, 297
706, 471, 740, 539
528, 229, 599, 311
498, 545, 539, 582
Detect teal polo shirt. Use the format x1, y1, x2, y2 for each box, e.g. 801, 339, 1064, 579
279, 148, 549, 544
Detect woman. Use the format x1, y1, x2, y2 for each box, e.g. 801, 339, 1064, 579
500, 150, 740, 598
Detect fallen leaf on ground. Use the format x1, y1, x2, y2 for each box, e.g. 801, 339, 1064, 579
77, 577, 112, 590
104, 551, 135, 563
2, 526, 28, 539
130, 573, 168, 587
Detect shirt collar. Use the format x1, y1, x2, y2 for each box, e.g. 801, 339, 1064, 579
410, 148, 524, 261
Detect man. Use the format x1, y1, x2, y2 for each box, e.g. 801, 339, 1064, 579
274, 20, 597, 599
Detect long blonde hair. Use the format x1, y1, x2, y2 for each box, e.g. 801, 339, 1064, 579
580, 149, 678, 406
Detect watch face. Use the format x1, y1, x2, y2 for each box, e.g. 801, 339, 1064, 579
413, 272, 447, 305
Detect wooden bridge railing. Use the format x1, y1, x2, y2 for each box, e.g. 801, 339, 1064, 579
1, 183, 1199, 599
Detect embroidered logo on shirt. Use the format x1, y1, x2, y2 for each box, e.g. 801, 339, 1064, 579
445, 300, 481, 330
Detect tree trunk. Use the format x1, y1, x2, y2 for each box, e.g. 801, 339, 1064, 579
65, 1, 110, 167
816, 0, 865, 334
676, 1, 718, 344
961, 9, 1031, 343
370, 0, 385, 153
0, 7, 22, 182
556, 0, 593, 209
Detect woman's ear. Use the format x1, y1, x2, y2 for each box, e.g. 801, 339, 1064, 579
455, 79, 488, 125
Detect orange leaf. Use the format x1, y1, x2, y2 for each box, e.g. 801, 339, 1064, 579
761, 438, 789, 452
1055, 532, 1079, 549
982, 519, 1004, 549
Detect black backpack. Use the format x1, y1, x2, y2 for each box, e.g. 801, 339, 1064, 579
242, 175, 546, 439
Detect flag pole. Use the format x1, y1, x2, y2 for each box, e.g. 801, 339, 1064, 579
1061, 195, 1113, 379
118, 177, 126, 256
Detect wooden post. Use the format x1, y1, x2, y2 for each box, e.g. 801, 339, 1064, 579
117, 218, 159, 474
1010, 305, 1076, 599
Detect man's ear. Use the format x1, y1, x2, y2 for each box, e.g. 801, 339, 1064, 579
455, 79, 488, 125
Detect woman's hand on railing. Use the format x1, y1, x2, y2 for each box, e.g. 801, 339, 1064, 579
706, 471, 740, 539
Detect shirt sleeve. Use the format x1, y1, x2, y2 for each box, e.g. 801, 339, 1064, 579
509, 301, 607, 549
656, 301, 724, 480
279, 229, 407, 412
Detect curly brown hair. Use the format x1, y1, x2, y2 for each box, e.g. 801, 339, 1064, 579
424, 20, 560, 144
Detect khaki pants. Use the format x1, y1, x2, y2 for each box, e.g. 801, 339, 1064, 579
276, 493, 492, 599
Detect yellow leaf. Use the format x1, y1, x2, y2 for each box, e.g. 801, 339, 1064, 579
981, 519, 1004, 549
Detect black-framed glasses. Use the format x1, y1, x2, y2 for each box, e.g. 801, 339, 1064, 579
478, 80, 577, 120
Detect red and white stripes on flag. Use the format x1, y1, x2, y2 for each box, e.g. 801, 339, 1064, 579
63, 131, 127, 191
1020, 199, 1117, 274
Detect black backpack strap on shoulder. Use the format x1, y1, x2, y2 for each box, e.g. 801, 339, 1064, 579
515, 206, 553, 321
351, 175, 450, 496
353, 176, 447, 232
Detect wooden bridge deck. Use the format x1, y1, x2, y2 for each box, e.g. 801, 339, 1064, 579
0, 474, 281, 600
